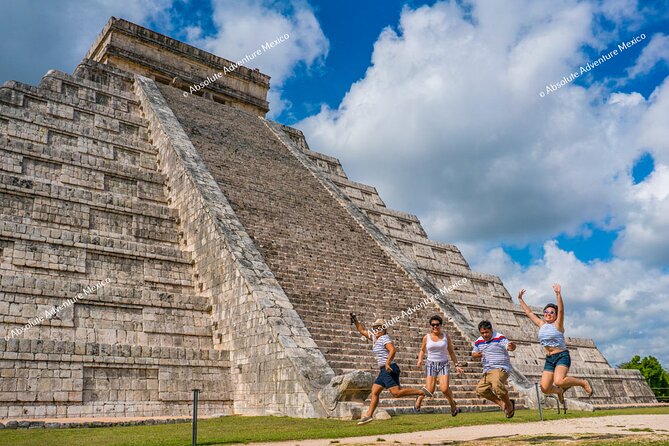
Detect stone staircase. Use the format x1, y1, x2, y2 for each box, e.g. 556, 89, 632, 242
156, 83, 521, 414
271, 126, 658, 409
0, 61, 232, 419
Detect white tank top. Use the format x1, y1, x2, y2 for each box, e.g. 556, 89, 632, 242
426, 333, 449, 362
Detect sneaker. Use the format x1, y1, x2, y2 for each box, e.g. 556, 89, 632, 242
451, 406, 460, 417
421, 386, 434, 397
357, 416, 373, 425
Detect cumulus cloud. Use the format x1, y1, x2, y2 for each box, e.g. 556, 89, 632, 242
472, 241, 669, 367
298, 0, 658, 248
189, 0, 329, 116
614, 163, 669, 265
0, 0, 175, 85
628, 33, 669, 78
296, 0, 669, 366
610, 78, 669, 266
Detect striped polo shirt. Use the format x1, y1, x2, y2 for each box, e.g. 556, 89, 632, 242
371, 333, 395, 367
472, 332, 512, 373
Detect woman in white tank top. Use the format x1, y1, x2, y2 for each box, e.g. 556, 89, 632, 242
415, 315, 464, 415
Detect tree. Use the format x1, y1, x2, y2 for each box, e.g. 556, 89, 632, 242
619, 355, 669, 401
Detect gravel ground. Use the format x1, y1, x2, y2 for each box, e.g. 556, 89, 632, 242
247, 414, 669, 446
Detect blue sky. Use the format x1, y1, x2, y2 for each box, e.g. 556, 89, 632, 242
1, 0, 668, 368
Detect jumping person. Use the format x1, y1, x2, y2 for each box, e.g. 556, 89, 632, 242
472, 320, 516, 418
351, 313, 431, 425
415, 315, 464, 415
517, 284, 593, 411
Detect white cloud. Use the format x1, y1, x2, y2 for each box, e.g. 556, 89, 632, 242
189, 0, 329, 117
296, 0, 669, 367
298, 0, 660, 248
614, 163, 669, 265
628, 33, 669, 78
472, 241, 669, 367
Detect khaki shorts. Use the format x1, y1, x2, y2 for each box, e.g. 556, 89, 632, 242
476, 368, 509, 399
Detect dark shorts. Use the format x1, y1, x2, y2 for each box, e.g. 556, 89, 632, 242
374, 363, 401, 388
544, 350, 571, 372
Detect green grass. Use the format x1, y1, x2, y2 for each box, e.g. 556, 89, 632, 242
1, 407, 668, 446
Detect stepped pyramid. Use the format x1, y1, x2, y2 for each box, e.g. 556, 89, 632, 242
0, 18, 656, 420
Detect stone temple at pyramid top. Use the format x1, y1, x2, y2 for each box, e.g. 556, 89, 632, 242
86, 17, 270, 116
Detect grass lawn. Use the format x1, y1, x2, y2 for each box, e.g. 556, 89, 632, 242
1, 407, 668, 446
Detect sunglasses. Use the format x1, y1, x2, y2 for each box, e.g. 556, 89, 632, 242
543, 311, 556, 315
431, 323, 442, 327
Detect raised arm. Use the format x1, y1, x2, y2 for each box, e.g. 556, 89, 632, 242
417, 335, 427, 367
517, 289, 543, 328
553, 283, 565, 332
447, 334, 464, 373
351, 313, 371, 340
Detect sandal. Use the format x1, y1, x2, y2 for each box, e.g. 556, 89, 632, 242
451, 406, 460, 417
505, 399, 515, 419
421, 386, 434, 397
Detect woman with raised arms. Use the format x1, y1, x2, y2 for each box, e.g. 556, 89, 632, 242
517, 284, 593, 411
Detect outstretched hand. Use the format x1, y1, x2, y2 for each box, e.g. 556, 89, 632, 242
517, 289, 526, 300
455, 365, 464, 374
552, 283, 561, 294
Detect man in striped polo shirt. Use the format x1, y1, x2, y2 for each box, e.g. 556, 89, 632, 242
472, 320, 517, 418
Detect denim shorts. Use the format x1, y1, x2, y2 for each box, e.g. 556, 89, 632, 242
544, 350, 571, 372
374, 363, 401, 388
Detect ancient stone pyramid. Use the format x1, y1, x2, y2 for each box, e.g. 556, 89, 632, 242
0, 18, 656, 420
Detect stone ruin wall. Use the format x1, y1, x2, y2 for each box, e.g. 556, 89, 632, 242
0, 61, 234, 419
0, 17, 657, 421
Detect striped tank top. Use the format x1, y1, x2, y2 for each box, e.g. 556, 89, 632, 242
538, 322, 567, 350
371, 333, 395, 367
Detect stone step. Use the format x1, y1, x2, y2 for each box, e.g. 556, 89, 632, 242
2, 82, 147, 132
377, 395, 523, 406
0, 275, 208, 310
0, 172, 178, 221
0, 105, 149, 150
0, 338, 227, 363
0, 220, 187, 262
2, 136, 164, 183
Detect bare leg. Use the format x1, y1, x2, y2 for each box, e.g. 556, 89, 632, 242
416, 376, 436, 409
388, 385, 425, 398
486, 393, 506, 410
500, 393, 512, 414
438, 375, 457, 413
553, 366, 592, 394
540, 371, 563, 398
365, 384, 384, 418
